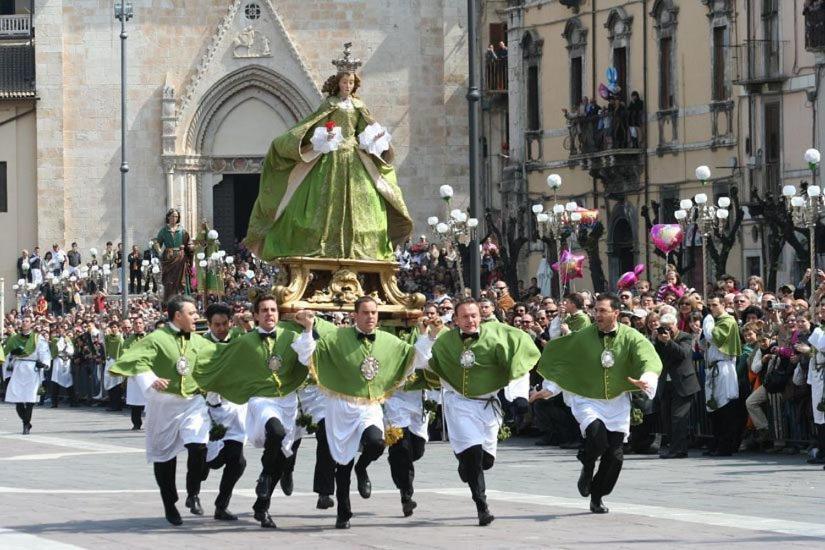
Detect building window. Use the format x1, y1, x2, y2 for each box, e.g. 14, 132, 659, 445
0, 162, 7, 213
605, 7, 633, 102
570, 56, 583, 108
659, 185, 679, 223
527, 65, 540, 131
658, 37, 673, 109
712, 26, 728, 100
563, 18, 588, 109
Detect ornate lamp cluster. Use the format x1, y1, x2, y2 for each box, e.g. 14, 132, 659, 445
532, 174, 582, 302
781, 148, 822, 272
427, 185, 479, 292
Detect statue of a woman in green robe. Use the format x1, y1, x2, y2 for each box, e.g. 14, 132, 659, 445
244, 43, 413, 262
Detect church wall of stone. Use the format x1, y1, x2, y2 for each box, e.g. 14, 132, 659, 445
32, 0, 470, 252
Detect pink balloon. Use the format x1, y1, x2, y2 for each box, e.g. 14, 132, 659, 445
617, 264, 645, 290
552, 249, 585, 284
650, 224, 683, 254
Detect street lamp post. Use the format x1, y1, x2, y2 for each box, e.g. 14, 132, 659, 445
532, 174, 582, 307
428, 185, 479, 295
115, 3, 133, 317
782, 182, 825, 276
674, 175, 730, 297
466, 0, 482, 299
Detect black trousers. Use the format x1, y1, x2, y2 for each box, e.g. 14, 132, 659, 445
129, 270, 142, 294
334, 425, 385, 521
131, 405, 144, 429
456, 444, 495, 512
107, 384, 123, 410
662, 389, 694, 454
283, 437, 301, 475
314, 419, 336, 496
50, 381, 75, 407
579, 420, 624, 500
708, 399, 740, 454
387, 428, 426, 500
206, 439, 246, 509
152, 443, 207, 509
15, 403, 34, 427
253, 417, 288, 513
532, 394, 581, 444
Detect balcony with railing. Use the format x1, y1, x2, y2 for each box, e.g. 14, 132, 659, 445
563, 109, 644, 185
484, 56, 507, 94
732, 40, 789, 87
0, 14, 32, 39
805, 2, 825, 52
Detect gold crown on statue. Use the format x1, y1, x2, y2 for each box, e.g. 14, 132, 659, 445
332, 42, 363, 74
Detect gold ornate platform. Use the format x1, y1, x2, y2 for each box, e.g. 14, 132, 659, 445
272, 256, 425, 319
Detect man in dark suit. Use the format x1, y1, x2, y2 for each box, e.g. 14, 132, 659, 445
654, 313, 701, 458
142, 241, 159, 293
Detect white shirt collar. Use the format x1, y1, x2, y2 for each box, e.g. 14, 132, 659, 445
168, 322, 181, 333
355, 325, 376, 336
257, 326, 277, 335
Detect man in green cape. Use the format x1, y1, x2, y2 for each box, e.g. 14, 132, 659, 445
426, 298, 541, 526
702, 294, 743, 456
384, 317, 444, 518
124, 317, 149, 430
191, 295, 316, 529
108, 295, 218, 526
102, 320, 125, 411
281, 315, 338, 509
536, 293, 661, 514
199, 302, 247, 522
4, 316, 52, 434
311, 296, 420, 529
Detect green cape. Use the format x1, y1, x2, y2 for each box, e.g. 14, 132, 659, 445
243, 95, 413, 261
537, 323, 662, 400
710, 314, 743, 357
193, 328, 307, 404
3, 332, 38, 358
312, 326, 415, 403
108, 327, 216, 397
428, 322, 540, 398
566, 311, 591, 332
104, 334, 125, 360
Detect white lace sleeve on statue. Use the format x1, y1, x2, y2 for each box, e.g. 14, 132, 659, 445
290, 331, 317, 366
310, 126, 343, 154
358, 122, 392, 156
504, 372, 530, 401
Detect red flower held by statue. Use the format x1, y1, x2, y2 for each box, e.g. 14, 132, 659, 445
325, 121, 336, 132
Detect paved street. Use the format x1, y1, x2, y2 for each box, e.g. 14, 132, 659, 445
0, 403, 823, 549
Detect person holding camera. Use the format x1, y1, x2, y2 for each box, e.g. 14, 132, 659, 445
654, 313, 700, 458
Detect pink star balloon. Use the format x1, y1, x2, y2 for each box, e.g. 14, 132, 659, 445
552, 249, 585, 284
650, 224, 683, 254
617, 264, 646, 290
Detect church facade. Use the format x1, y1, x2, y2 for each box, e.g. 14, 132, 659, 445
0, 0, 470, 295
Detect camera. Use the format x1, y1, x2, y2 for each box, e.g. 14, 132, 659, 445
656, 326, 669, 335
770, 302, 788, 310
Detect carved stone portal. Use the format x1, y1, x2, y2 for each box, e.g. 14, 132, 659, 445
272, 257, 425, 319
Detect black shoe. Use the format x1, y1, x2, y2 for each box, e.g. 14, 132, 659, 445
255, 473, 273, 499
335, 518, 351, 529
702, 449, 717, 457
22, 423, 31, 435
590, 498, 609, 514
316, 495, 334, 509
185, 495, 203, 516
253, 511, 277, 529
131, 425, 141, 431
478, 508, 495, 526
807, 456, 825, 464
402, 498, 417, 517
214, 507, 238, 521
280, 471, 294, 496
164, 504, 183, 526
355, 467, 372, 499
577, 464, 594, 497
659, 451, 688, 459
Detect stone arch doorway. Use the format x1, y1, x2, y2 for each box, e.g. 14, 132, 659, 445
165, 65, 314, 240
212, 174, 261, 252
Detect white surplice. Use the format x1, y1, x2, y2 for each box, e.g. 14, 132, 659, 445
5, 336, 52, 404
51, 337, 74, 388
806, 328, 825, 425
702, 314, 739, 412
